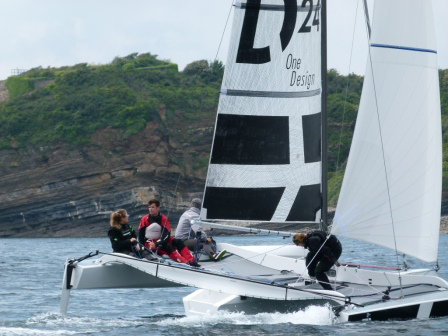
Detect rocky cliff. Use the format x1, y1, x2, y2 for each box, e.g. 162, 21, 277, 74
1, 62, 447, 237
0, 121, 212, 237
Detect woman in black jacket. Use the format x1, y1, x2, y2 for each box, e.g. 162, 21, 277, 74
293, 231, 342, 290
108, 209, 139, 256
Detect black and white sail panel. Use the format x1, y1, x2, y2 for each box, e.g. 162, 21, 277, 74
202, 0, 323, 223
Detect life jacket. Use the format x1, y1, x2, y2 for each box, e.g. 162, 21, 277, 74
145, 223, 162, 240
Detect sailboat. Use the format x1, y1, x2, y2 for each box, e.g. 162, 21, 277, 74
60, 0, 448, 322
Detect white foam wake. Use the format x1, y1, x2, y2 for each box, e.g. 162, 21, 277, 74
0, 327, 78, 335
155, 305, 335, 327
24, 311, 142, 330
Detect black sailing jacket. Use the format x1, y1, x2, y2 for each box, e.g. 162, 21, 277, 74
108, 224, 137, 253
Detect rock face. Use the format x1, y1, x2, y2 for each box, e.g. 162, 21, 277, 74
1, 117, 447, 237
0, 80, 9, 103
0, 122, 210, 237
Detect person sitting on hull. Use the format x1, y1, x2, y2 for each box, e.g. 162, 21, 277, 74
108, 209, 154, 260
138, 199, 200, 267
293, 230, 342, 290
175, 198, 226, 261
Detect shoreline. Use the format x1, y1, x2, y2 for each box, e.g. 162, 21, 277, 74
1, 216, 447, 238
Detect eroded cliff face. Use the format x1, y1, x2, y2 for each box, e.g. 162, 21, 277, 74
0, 122, 212, 237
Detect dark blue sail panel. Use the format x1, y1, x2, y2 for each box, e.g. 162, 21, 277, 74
210, 114, 290, 165
302, 112, 321, 163
203, 187, 285, 220
286, 184, 322, 221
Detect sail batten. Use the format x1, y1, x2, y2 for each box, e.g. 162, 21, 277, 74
370, 44, 437, 54
222, 88, 321, 98
333, 0, 441, 263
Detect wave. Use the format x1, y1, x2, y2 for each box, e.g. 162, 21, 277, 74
154, 305, 335, 327
0, 327, 78, 335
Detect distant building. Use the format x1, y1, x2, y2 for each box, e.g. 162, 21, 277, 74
11, 68, 27, 76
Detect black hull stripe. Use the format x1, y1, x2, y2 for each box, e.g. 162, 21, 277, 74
430, 300, 448, 317
348, 305, 420, 322
222, 88, 321, 98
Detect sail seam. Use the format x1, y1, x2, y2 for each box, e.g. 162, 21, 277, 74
222, 88, 321, 98
371, 44, 437, 54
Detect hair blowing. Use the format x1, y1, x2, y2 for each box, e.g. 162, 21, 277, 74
110, 209, 128, 229
292, 233, 307, 245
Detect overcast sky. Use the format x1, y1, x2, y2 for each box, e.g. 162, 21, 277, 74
0, 0, 447, 81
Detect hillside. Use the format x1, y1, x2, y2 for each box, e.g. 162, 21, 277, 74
0, 53, 447, 237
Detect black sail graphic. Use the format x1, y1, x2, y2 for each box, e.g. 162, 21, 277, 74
203, 1, 322, 223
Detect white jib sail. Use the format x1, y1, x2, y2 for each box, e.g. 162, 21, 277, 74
202, 0, 323, 223
333, 0, 441, 262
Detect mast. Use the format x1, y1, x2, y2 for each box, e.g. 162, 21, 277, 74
320, 0, 328, 231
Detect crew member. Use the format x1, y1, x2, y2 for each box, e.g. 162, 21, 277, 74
175, 198, 226, 261
293, 231, 342, 290
139, 199, 200, 267
108, 209, 152, 259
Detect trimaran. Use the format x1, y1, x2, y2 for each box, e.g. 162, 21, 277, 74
60, 0, 448, 322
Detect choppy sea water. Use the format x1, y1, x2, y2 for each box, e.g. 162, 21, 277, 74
0, 235, 447, 335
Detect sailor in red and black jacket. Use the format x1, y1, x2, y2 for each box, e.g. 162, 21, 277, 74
138, 199, 199, 266
293, 230, 342, 290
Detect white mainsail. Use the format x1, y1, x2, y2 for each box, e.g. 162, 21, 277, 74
333, 0, 441, 262
202, 0, 323, 223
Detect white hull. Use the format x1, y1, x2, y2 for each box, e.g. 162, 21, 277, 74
61, 243, 448, 321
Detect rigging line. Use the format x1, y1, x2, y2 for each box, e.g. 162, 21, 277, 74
166, 173, 182, 219
98, 251, 356, 304
328, 0, 360, 209
203, 242, 295, 270
96, 250, 381, 297
334, 0, 360, 172
304, 232, 332, 270
214, 0, 234, 62
362, 1, 403, 296
349, 268, 389, 297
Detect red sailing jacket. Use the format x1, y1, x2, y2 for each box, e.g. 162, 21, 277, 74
138, 214, 171, 249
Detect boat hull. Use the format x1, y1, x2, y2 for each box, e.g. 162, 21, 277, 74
61, 244, 448, 322
338, 290, 448, 322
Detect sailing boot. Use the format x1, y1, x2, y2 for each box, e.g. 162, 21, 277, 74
180, 247, 201, 267
168, 250, 188, 264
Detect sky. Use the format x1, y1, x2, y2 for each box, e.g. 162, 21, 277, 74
0, 0, 447, 81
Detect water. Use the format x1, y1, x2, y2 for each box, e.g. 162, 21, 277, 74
1, 235, 448, 335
